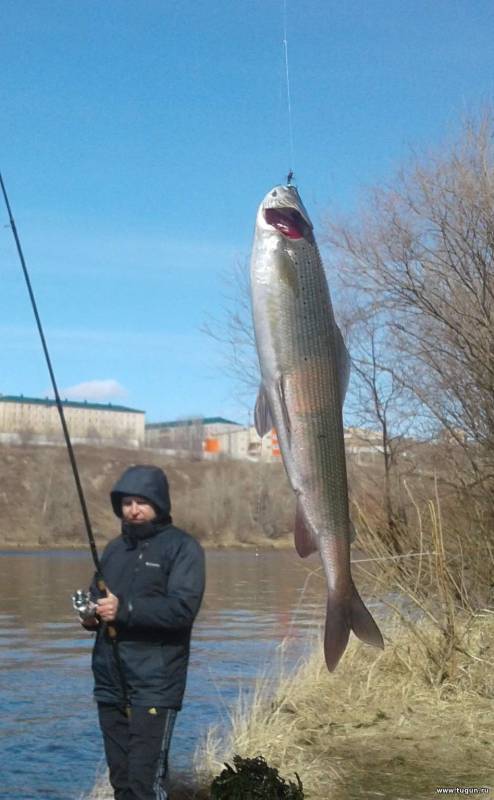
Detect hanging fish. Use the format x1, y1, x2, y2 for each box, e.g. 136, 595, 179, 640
250, 183, 384, 671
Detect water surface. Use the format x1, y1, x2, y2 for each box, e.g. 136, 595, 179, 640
0, 548, 330, 800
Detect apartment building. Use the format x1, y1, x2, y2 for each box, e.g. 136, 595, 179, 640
0, 394, 145, 448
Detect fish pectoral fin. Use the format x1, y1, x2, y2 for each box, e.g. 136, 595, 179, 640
350, 519, 357, 543
254, 383, 273, 437
276, 374, 291, 441
294, 501, 318, 558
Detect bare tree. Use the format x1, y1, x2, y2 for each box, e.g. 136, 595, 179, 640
340, 313, 419, 550
201, 258, 259, 409
326, 110, 494, 538
174, 417, 206, 460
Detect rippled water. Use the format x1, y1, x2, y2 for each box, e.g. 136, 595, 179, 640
0, 548, 329, 800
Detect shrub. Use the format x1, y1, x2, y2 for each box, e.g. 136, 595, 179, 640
210, 754, 304, 800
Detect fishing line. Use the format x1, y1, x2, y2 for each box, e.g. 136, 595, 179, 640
282, 0, 295, 179
351, 551, 438, 564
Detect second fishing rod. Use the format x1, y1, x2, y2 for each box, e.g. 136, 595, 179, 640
0, 172, 129, 710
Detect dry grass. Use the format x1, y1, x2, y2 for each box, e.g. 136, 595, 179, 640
195, 488, 494, 800
81, 479, 494, 799
196, 614, 494, 800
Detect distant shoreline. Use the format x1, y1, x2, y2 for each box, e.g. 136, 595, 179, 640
0, 444, 294, 550
0, 538, 293, 553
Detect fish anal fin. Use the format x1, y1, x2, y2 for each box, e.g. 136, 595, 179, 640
294, 501, 318, 558
254, 384, 273, 437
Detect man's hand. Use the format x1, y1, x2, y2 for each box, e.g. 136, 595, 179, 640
97, 591, 120, 623
80, 615, 99, 630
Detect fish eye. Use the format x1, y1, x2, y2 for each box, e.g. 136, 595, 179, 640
271, 190, 277, 197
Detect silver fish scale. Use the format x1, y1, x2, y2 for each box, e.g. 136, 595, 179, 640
254, 232, 350, 541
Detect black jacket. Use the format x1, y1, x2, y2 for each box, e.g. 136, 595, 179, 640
90, 465, 205, 710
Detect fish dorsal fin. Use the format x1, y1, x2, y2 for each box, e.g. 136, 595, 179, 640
335, 324, 351, 405
254, 383, 273, 437
294, 500, 318, 558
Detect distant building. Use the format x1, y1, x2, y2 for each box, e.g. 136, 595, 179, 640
0, 395, 145, 448
145, 417, 383, 465
147, 417, 385, 464
209, 423, 384, 464
212, 425, 281, 461
0, 396, 386, 461
145, 417, 277, 460
210, 424, 383, 464
344, 426, 384, 465
145, 416, 241, 456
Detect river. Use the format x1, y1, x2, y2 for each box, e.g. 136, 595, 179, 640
0, 548, 332, 800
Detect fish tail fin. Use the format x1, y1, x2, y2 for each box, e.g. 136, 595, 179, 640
324, 584, 384, 672
323, 593, 351, 672
350, 583, 384, 650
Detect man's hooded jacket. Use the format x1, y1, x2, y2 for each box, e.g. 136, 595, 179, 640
90, 465, 205, 709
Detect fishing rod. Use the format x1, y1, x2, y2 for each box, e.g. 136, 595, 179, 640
0, 173, 102, 571
0, 172, 129, 705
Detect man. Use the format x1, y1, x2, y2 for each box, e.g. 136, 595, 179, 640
80, 464, 205, 800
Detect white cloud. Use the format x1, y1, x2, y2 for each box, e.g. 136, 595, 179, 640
59, 379, 128, 402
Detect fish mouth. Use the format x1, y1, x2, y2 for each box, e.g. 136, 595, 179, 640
264, 207, 312, 240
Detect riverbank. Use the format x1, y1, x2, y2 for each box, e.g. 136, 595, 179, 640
0, 443, 294, 549
84, 614, 494, 800
198, 614, 494, 800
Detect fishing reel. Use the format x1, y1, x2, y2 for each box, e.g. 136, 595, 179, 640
72, 589, 98, 621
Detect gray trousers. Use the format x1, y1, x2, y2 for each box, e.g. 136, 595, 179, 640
98, 703, 177, 800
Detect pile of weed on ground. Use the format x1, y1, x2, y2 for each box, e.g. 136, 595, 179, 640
197, 614, 494, 800
210, 755, 304, 799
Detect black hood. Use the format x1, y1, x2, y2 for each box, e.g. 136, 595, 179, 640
110, 465, 171, 520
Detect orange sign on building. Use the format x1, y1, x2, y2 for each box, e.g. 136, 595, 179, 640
271, 429, 280, 457
203, 437, 221, 453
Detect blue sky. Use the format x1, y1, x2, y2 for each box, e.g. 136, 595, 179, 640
1, 0, 493, 424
